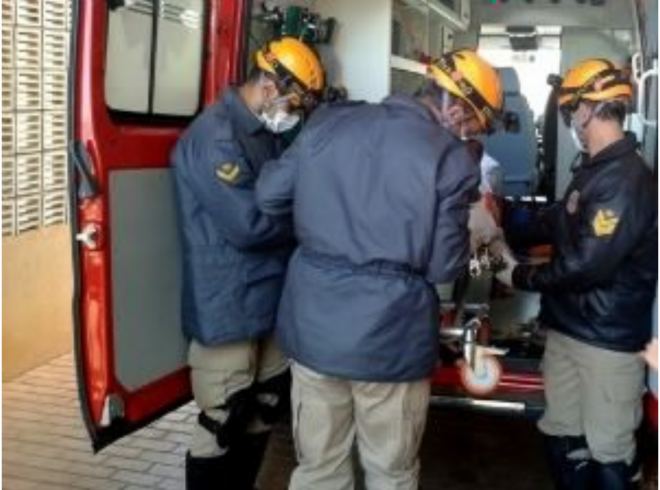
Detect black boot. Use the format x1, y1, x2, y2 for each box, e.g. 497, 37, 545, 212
186, 451, 238, 490
231, 432, 271, 490
543, 435, 593, 490
593, 461, 634, 490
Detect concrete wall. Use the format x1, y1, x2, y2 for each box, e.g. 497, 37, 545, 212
3, 225, 73, 380
315, 0, 392, 102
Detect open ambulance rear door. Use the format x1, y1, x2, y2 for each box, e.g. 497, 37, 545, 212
633, 0, 659, 429
68, 0, 247, 451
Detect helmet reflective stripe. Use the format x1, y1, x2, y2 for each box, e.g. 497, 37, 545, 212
559, 68, 630, 110
558, 58, 632, 110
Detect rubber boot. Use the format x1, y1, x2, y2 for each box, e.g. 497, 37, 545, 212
186, 451, 238, 490
543, 435, 593, 490
231, 432, 271, 490
593, 461, 634, 490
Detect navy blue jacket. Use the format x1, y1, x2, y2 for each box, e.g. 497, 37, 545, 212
513, 134, 658, 352
172, 88, 294, 346
257, 95, 479, 381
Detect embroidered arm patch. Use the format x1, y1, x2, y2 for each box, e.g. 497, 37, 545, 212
215, 162, 241, 185
591, 209, 619, 237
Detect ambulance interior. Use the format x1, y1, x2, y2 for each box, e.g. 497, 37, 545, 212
86, 0, 657, 440
228, 0, 655, 400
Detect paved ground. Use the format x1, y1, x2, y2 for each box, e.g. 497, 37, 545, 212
3, 354, 657, 489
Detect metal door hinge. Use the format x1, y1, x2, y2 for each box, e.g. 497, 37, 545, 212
100, 394, 125, 427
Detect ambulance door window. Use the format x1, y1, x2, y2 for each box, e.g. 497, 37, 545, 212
104, 0, 205, 117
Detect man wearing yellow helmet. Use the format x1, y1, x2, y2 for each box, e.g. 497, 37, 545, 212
255, 49, 503, 490
426, 49, 505, 136
171, 36, 324, 490
495, 59, 657, 490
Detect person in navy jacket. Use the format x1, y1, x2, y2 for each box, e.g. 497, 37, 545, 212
171, 37, 325, 490
257, 49, 504, 490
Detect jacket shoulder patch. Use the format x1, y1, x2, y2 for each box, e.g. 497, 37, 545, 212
566, 190, 580, 214
592, 209, 619, 237
215, 162, 241, 184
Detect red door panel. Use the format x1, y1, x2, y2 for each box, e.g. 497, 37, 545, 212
70, 0, 246, 450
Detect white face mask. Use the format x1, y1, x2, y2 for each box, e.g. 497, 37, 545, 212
261, 108, 300, 134
258, 90, 300, 134
569, 117, 587, 153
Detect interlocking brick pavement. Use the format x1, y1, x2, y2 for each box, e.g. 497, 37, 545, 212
2, 353, 295, 490
4, 353, 655, 490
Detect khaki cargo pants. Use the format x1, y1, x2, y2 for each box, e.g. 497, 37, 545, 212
289, 363, 431, 490
188, 335, 288, 458
538, 330, 645, 464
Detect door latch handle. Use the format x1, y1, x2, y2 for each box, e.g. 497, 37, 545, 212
75, 223, 101, 250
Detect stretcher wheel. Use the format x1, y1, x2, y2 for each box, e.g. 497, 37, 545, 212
459, 354, 502, 397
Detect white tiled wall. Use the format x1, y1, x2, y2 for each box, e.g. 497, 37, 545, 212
2, 0, 71, 236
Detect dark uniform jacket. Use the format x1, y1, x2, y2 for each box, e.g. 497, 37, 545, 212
171, 87, 293, 346
256, 95, 479, 382
513, 134, 658, 352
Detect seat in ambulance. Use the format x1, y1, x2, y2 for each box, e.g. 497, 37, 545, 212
483, 67, 539, 197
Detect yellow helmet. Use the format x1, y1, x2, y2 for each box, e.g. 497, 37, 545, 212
558, 58, 632, 110
427, 49, 504, 133
255, 37, 325, 109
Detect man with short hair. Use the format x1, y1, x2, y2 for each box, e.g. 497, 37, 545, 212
257, 49, 505, 490
496, 58, 658, 490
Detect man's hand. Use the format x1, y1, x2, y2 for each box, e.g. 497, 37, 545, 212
494, 241, 518, 287
468, 201, 502, 252
641, 338, 659, 371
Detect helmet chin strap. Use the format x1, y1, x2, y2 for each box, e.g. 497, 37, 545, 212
252, 72, 276, 115
571, 101, 606, 154
439, 91, 459, 130
575, 101, 607, 147
437, 92, 469, 136
423, 88, 479, 139
579, 104, 595, 130
582, 100, 610, 128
